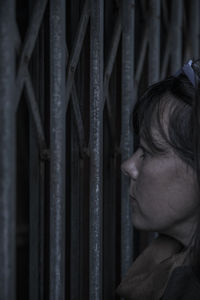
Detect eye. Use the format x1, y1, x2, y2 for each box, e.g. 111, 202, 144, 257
140, 149, 146, 160
139, 145, 150, 160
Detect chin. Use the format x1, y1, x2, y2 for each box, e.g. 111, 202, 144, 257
131, 215, 160, 232
131, 215, 148, 231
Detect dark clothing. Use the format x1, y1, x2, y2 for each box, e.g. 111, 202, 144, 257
116, 234, 200, 300
161, 266, 200, 300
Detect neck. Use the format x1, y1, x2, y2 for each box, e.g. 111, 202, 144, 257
159, 216, 198, 248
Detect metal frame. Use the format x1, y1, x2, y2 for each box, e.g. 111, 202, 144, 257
0, 1, 199, 299
0, 1, 15, 299
49, 0, 66, 299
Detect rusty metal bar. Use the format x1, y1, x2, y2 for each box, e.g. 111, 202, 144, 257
148, 0, 160, 85
0, 1, 15, 299
120, 0, 135, 278
49, 0, 66, 299
89, 0, 104, 299
171, 0, 183, 72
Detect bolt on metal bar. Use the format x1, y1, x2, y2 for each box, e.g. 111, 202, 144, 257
120, 0, 135, 278
171, 0, 183, 72
49, 0, 66, 299
148, 0, 160, 85
89, 0, 104, 299
0, 1, 16, 299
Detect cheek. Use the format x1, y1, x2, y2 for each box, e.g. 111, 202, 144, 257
136, 161, 172, 203
133, 167, 170, 226
133, 159, 199, 228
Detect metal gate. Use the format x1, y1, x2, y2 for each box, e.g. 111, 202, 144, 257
0, 0, 199, 299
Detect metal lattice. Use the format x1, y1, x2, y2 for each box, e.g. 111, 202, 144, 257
0, 0, 199, 299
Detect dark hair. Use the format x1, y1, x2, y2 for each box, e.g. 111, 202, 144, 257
132, 59, 200, 282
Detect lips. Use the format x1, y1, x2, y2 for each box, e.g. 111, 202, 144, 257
129, 194, 136, 201
129, 195, 138, 210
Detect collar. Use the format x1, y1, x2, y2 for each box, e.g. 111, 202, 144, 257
116, 234, 190, 300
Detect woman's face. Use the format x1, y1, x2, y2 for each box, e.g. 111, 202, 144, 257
121, 128, 200, 246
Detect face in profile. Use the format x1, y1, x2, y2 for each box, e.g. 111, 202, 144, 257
121, 126, 200, 247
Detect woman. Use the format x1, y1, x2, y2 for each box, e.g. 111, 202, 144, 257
116, 59, 200, 299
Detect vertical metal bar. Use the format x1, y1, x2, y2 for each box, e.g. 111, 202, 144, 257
0, 1, 15, 299
89, 0, 104, 299
103, 112, 116, 299
69, 3, 81, 299
171, 0, 183, 72
50, 0, 66, 299
29, 21, 46, 300
189, 0, 199, 59
121, 0, 135, 278
28, 4, 39, 298
148, 0, 160, 242
29, 111, 40, 300
39, 25, 46, 300
148, 0, 160, 85
70, 126, 80, 299
79, 22, 90, 299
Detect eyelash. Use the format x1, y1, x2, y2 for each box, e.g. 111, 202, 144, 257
140, 151, 146, 159
139, 147, 147, 159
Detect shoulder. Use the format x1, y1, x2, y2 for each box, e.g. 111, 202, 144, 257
161, 266, 200, 300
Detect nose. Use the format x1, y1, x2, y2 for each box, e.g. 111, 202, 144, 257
121, 155, 139, 180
